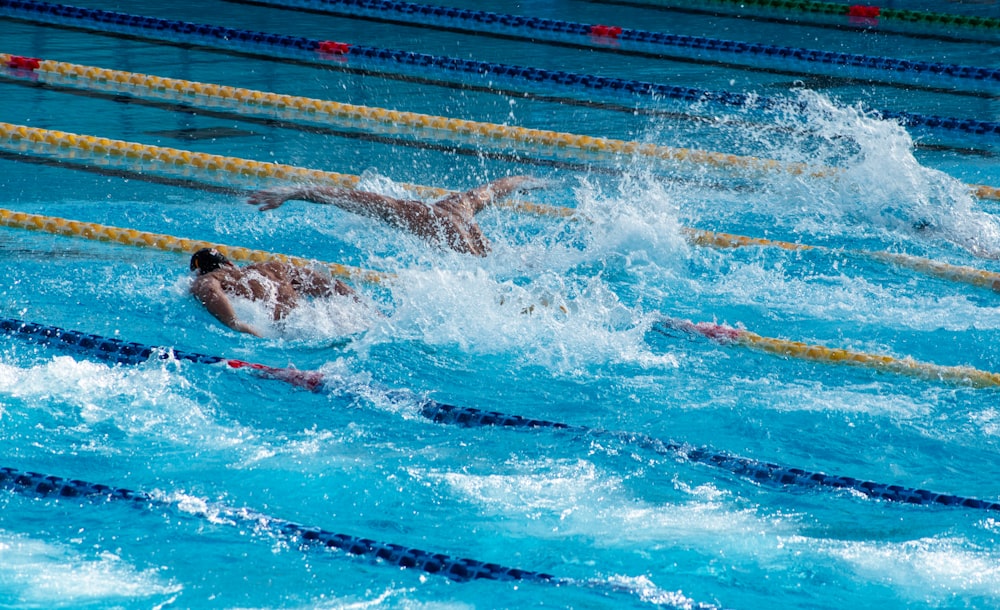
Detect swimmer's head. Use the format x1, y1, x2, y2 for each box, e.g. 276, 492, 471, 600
190, 248, 232, 275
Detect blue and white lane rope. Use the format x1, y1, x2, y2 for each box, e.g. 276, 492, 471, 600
0, 317, 327, 390
0, 329, 725, 610
228, 0, 1000, 92
1, 0, 997, 140
418, 402, 1000, 511
3, 316, 998, 513
0, 465, 558, 584
0, 467, 727, 609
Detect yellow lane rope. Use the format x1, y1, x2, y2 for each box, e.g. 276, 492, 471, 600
2, 120, 999, 292
738, 328, 1000, 388
5, 201, 996, 388
664, 318, 1000, 388
681, 228, 1000, 292
7, 53, 998, 200
0, 54, 819, 177
862, 250, 1000, 291
0, 208, 388, 283
0, 120, 449, 197
682, 227, 1000, 292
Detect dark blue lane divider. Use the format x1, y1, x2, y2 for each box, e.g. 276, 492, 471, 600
1, 0, 997, 138
228, 0, 1000, 87
419, 402, 1000, 511
3, 316, 998, 513
0, 465, 559, 584
0, 324, 730, 609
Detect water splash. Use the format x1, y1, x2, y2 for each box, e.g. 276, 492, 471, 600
740, 89, 1000, 257
0, 530, 181, 607
826, 536, 1000, 602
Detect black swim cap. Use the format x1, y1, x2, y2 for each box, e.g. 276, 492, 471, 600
190, 248, 231, 275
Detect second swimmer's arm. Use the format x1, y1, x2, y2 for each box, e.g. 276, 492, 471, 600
248, 185, 405, 221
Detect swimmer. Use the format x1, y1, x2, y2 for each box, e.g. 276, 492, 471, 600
189, 248, 356, 337
248, 175, 547, 256
913, 217, 1000, 260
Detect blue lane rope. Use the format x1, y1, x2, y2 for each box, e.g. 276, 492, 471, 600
1, 0, 997, 139
228, 0, 1000, 88
418, 402, 1000, 511
3, 315, 997, 513
0, 317, 327, 390
0, 466, 560, 585
0, 331, 728, 609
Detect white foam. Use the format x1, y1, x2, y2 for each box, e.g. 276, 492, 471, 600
0, 357, 259, 457
418, 456, 797, 557
363, 266, 676, 375
825, 536, 1000, 602
737, 89, 1000, 257
0, 530, 181, 606
747, 379, 932, 419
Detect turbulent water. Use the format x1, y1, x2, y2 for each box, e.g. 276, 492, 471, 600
1, 1, 999, 608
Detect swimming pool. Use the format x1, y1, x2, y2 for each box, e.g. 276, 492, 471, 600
1, 0, 999, 607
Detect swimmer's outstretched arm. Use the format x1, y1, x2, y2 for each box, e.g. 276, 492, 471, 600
441, 175, 549, 215
191, 277, 264, 337
249, 175, 548, 218
248, 185, 410, 227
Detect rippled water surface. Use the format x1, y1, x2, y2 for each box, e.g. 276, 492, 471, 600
1, 1, 999, 608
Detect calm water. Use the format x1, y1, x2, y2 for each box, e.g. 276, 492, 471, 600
1, 1, 1000, 608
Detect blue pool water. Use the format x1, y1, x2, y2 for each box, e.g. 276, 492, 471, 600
1, 1, 1000, 608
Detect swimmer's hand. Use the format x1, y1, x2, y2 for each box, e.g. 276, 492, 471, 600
248, 187, 298, 211
514, 176, 559, 192
232, 320, 265, 337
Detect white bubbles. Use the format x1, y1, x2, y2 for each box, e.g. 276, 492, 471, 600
571, 173, 691, 274
732, 89, 1000, 257
356, 168, 424, 200
278, 289, 382, 343
0, 530, 181, 607
0, 356, 257, 458
414, 452, 820, 598
362, 265, 674, 375
827, 537, 1000, 602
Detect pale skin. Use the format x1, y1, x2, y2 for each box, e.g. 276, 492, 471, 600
191, 260, 355, 337
248, 175, 544, 256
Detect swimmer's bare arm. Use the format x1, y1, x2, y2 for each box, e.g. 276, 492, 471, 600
446, 175, 547, 215
249, 176, 547, 219
191, 276, 264, 337
248, 185, 416, 227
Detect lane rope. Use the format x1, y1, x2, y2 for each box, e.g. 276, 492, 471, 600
0, 206, 389, 284
0, 466, 563, 585
234, 0, 1000, 90
1, 0, 997, 137
0, 55, 824, 178
0, 120, 449, 198
419, 401, 1000, 512
588, 0, 1000, 32
6, 58, 998, 154
5, 118, 1000, 295
655, 316, 1000, 388
5, 53, 998, 190
683, 228, 1000, 293
6, 36, 999, 144
3, 316, 997, 513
